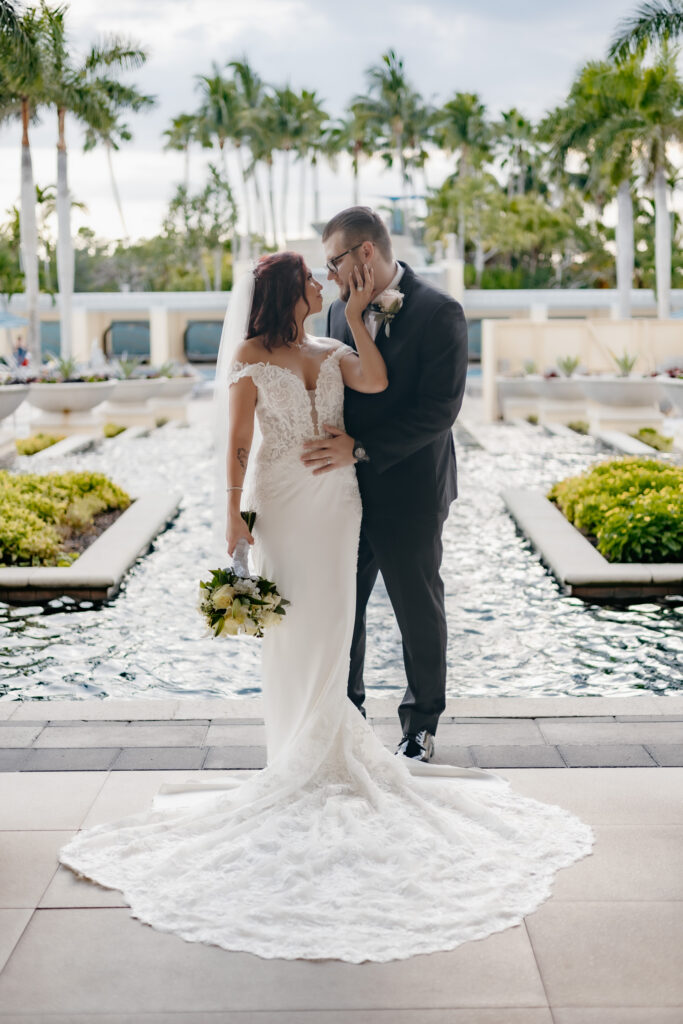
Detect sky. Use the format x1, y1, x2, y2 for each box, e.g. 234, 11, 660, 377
0, 0, 664, 244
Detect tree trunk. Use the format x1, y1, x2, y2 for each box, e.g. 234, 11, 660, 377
20, 98, 40, 366
615, 178, 634, 319
56, 109, 74, 360
212, 246, 222, 290
654, 166, 671, 319
105, 140, 129, 240
184, 145, 190, 192
267, 160, 278, 249
474, 237, 484, 287
352, 151, 359, 206
298, 156, 306, 236
280, 148, 290, 246
235, 143, 252, 242
312, 156, 320, 225
457, 203, 466, 261
251, 164, 266, 242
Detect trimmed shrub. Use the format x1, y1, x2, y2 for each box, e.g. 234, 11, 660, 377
16, 433, 65, 456
0, 470, 131, 567
547, 457, 683, 563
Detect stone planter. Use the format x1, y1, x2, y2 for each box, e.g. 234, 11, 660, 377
580, 375, 661, 407
27, 380, 116, 414
157, 375, 199, 399
496, 375, 542, 399
109, 378, 163, 404
535, 376, 587, 402
0, 384, 29, 421
659, 378, 683, 415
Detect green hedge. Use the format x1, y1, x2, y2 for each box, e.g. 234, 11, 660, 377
16, 433, 65, 456
547, 457, 683, 563
0, 470, 131, 567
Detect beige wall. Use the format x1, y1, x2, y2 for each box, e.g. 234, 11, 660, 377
482, 318, 683, 420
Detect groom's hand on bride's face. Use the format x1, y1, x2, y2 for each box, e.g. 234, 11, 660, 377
301, 425, 356, 474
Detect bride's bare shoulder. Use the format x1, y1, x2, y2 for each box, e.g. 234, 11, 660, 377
309, 336, 350, 356
234, 337, 267, 364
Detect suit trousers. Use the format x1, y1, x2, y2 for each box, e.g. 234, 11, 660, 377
348, 511, 448, 737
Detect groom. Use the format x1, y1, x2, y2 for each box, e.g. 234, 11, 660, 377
301, 206, 468, 762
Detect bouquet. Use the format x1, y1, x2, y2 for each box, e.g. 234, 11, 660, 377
198, 512, 289, 638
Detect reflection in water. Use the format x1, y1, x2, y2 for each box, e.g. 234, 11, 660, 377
1, 415, 681, 702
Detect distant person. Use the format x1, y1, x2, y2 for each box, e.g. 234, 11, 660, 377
12, 336, 28, 367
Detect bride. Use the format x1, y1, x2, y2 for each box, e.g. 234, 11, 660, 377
59, 251, 593, 963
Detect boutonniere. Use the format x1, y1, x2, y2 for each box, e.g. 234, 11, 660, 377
368, 287, 404, 337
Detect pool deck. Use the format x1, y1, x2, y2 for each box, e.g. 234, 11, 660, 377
0, 695, 682, 1021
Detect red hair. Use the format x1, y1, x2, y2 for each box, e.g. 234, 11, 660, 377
248, 252, 310, 352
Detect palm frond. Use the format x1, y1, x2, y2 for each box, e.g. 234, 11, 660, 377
609, 0, 683, 61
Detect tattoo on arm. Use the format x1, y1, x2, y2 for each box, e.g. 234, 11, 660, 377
236, 447, 249, 472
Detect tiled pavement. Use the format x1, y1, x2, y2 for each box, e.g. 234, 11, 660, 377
0, 695, 681, 770
0, 697, 682, 1021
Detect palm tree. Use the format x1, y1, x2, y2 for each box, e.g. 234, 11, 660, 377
163, 113, 198, 191
195, 65, 240, 190
494, 109, 538, 197
629, 53, 683, 317
542, 59, 644, 318
229, 58, 265, 244
609, 1, 683, 61
354, 50, 423, 198
41, 4, 149, 357
81, 79, 156, 240
327, 102, 375, 206
0, 3, 43, 365
266, 85, 302, 245
295, 88, 327, 234
432, 92, 491, 258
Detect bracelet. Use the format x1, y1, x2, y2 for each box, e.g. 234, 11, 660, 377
226, 486, 243, 492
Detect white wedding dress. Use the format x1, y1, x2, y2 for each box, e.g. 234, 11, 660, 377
59, 346, 594, 963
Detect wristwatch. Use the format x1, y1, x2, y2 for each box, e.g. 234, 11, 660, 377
353, 441, 370, 463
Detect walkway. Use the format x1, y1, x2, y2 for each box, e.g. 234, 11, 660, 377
0, 696, 682, 1021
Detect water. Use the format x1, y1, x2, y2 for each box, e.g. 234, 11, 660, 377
1, 407, 681, 702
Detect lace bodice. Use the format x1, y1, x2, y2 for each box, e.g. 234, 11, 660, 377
228, 346, 348, 462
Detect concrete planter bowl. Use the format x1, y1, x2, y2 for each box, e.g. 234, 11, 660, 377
495, 375, 542, 399
109, 378, 163, 404
157, 375, 199, 399
27, 380, 116, 414
0, 384, 29, 421
580, 376, 661, 407
659, 378, 683, 414
535, 376, 587, 401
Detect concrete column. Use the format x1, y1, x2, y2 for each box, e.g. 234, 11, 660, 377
70, 308, 90, 363
481, 319, 499, 423
150, 306, 171, 366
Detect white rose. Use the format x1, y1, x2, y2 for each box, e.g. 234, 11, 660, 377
376, 288, 403, 312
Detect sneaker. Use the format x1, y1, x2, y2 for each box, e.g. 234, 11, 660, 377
395, 730, 435, 762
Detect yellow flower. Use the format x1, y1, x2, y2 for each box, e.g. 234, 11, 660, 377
219, 615, 240, 636
212, 584, 235, 609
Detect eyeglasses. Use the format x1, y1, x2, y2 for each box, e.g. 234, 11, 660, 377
325, 242, 364, 276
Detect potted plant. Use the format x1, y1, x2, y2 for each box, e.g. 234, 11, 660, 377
658, 367, 683, 414
26, 357, 116, 414
155, 360, 200, 399
581, 350, 661, 407
0, 368, 30, 421
536, 356, 586, 401
109, 355, 163, 404
495, 359, 543, 400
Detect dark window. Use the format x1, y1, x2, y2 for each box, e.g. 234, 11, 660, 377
184, 320, 223, 363
104, 321, 151, 361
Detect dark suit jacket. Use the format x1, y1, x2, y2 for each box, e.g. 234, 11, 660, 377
325, 262, 468, 518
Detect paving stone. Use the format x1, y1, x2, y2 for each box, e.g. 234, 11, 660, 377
35, 724, 209, 748
203, 746, 266, 769
0, 719, 46, 727
21, 748, 121, 772
0, 749, 29, 771
0, 725, 44, 746
430, 746, 475, 767
615, 715, 683, 722
205, 724, 267, 746
112, 747, 206, 770
644, 744, 683, 767
472, 745, 565, 768
207, 717, 263, 726
538, 721, 683, 745
534, 716, 616, 725
558, 744, 656, 767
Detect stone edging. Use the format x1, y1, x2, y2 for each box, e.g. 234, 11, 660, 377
503, 488, 683, 600
0, 490, 181, 603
